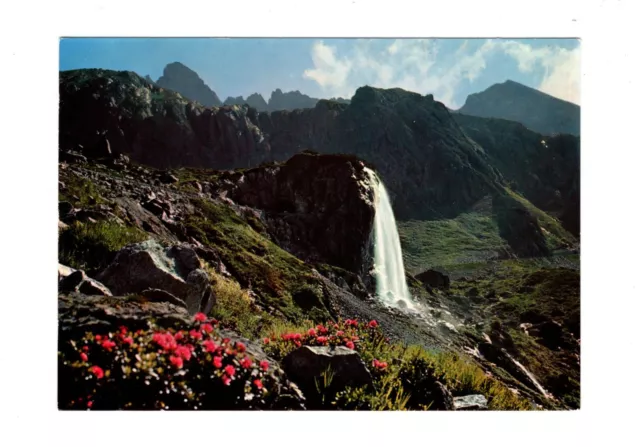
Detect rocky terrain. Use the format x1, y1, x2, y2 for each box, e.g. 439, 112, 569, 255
58, 68, 580, 411
457, 80, 580, 136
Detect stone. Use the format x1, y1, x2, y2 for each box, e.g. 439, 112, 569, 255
453, 394, 489, 411
59, 270, 112, 296
427, 381, 455, 411
140, 288, 187, 308
282, 346, 374, 405
58, 220, 70, 231
159, 172, 179, 184
415, 269, 450, 290
58, 263, 76, 282
95, 240, 211, 315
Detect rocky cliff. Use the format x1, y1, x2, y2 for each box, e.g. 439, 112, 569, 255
156, 62, 222, 107
457, 80, 580, 136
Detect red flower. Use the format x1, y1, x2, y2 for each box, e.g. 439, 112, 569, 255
175, 331, 185, 341
317, 324, 328, 335
90, 365, 104, 379
222, 338, 231, 345
293, 333, 302, 341
372, 359, 388, 369
194, 312, 207, 322
101, 339, 116, 351
308, 328, 317, 337
153, 332, 177, 351
119, 325, 128, 334
236, 342, 246, 353
95, 334, 102, 341
260, 360, 269, 371
345, 341, 355, 350
174, 345, 192, 361
203, 340, 218, 353
200, 323, 214, 334
316, 336, 328, 344
222, 375, 232, 386
169, 355, 183, 369
253, 379, 263, 390
122, 336, 134, 346
240, 357, 253, 369
213, 356, 223, 368
263, 337, 270, 345
224, 365, 236, 377
189, 329, 203, 341
336, 330, 344, 337
294, 340, 301, 347
82, 345, 89, 352
87, 401, 93, 408
368, 320, 379, 328
80, 352, 88, 362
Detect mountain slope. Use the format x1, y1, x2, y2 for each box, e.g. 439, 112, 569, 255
457, 80, 580, 136
156, 62, 222, 107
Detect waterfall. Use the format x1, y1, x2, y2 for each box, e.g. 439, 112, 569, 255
365, 168, 416, 310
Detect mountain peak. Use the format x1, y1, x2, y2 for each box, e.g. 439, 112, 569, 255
156, 62, 222, 107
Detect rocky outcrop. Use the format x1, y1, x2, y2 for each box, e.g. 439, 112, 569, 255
95, 240, 214, 315
416, 269, 450, 290
156, 62, 222, 107
218, 152, 376, 274
453, 394, 488, 411
457, 80, 580, 136
282, 345, 374, 404
59, 267, 112, 296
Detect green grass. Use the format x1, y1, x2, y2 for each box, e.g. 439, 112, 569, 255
398, 211, 509, 272
59, 220, 147, 275
184, 198, 330, 321
59, 175, 106, 208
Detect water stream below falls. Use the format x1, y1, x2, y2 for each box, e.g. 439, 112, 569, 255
366, 169, 417, 311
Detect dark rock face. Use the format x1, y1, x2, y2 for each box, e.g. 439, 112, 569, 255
156, 62, 222, 107
95, 240, 213, 314
268, 88, 319, 111
457, 80, 580, 136
415, 269, 450, 290
454, 113, 580, 237
59, 268, 112, 296
219, 152, 376, 274
282, 345, 374, 405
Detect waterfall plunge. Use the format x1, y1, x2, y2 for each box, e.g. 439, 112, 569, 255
366, 169, 416, 310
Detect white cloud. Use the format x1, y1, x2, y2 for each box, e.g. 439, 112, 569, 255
301, 39, 581, 107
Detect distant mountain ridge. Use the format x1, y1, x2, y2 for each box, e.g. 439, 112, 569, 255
457, 80, 580, 136
154, 62, 349, 112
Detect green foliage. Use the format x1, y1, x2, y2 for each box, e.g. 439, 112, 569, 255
59, 176, 105, 208
184, 198, 328, 321
58, 220, 147, 274
57, 315, 282, 410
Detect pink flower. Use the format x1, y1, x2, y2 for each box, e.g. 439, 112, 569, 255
82, 346, 89, 352
213, 356, 223, 368
260, 360, 269, 371
189, 329, 203, 341
336, 331, 344, 337
222, 338, 231, 345
153, 332, 177, 351
80, 352, 88, 362
90, 365, 104, 379
222, 375, 232, 386
122, 336, 134, 346
200, 323, 214, 334
169, 355, 183, 369
293, 333, 302, 341
253, 379, 263, 390
194, 312, 207, 322
174, 345, 192, 361
263, 337, 270, 345
240, 357, 253, 369
316, 336, 328, 344
372, 359, 388, 369
175, 331, 185, 341
119, 325, 128, 334
87, 401, 93, 409
224, 365, 236, 377
368, 320, 378, 328
345, 341, 355, 350
317, 324, 328, 335
236, 342, 246, 353
308, 328, 317, 337
95, 334, 102, 341
203, 340, 218, 353
101, 339, 116, 351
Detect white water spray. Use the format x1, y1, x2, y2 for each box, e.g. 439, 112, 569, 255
365, 168, 416, 310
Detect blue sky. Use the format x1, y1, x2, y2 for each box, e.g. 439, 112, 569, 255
60, 38, 580, 108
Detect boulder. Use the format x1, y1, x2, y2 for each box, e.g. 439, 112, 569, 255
95, 240, 212, 315
453, 394, 489, 411
140, 288, 187, 308
427, 381, 455, 411
282, 345, 374, 406
159, 172, 179, 184
59, 269, 112, 296
415, 269, 450, 290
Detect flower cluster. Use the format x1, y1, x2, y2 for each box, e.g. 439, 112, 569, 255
58, 312, 277, 411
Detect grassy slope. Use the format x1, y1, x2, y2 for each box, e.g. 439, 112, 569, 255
398, 190, 577, 273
